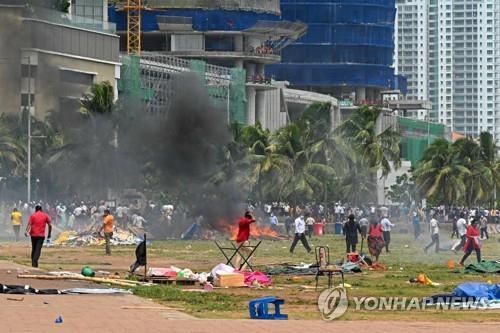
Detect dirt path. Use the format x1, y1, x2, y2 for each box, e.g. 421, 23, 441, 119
1, 260, 498, 332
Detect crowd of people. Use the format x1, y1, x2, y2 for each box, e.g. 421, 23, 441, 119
0, 200, 179, 234
2, 198, 497, 269
254, 201, 498, 266
0, 199, 177, 267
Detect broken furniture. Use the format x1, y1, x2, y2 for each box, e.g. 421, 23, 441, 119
315, 245, 344, 290
214, 240, 262, 271
249, 296, 288, 320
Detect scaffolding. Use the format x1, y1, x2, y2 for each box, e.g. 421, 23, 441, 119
119, 53, 246, 121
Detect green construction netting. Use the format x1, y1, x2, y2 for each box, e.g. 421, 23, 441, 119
400, 137, 436, 167
398, 116, 445, 136
188, 60, 206, 85
229, 68, 246, 124
119, 55, 154, 101
188, 60, 246, 124
397, 117, 446, 166
119, 56, 246, 123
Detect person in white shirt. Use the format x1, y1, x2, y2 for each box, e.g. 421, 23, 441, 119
289, 215, 311, 254
334, 204, 341, 222
424, 217, 440, 253
380, 216, 395, 253
305, 214, 315, 239
132, 214, 146, 228
452, 214, 467, 252
339, 205, 346, 222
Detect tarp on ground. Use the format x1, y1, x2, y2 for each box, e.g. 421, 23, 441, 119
453, 283, 500, 301
464, 261, 500, 274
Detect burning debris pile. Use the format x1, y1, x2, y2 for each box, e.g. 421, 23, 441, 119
181, 218, 285, 241
53, 228, 144, 246
216, 219, 283, 241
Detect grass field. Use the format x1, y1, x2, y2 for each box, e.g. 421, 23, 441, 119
0, 226, 499, 321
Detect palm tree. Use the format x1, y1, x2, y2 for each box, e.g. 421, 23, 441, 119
272, 112, 337, 203
414, 139, 470, 205
452, 136, 495, 206
80, 81, 115, 117
338, 105, 401, 177
479, 132, 498, 205
339, 156, 376, 206
0, 115, 25, 176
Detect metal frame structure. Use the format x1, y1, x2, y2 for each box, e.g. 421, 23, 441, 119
132, 53, 232, 114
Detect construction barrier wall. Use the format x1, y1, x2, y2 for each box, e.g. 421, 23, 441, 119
267, 0, 402, 90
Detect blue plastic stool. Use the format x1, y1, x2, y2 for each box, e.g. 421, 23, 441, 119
249, 296, 288, 320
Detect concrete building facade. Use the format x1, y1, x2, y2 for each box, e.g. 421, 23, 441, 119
0, 5, 120, 120
394, 0, 429, 120
395, 0, 500, 141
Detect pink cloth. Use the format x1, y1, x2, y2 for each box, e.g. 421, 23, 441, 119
241, 271, 272, 287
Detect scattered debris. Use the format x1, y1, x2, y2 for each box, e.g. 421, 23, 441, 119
53, 228, 143, 246
6, 297, 24, 302
17, 274, 141, 288
409, 274, 441, 286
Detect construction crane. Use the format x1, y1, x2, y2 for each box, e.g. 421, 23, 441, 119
125, 0, 143, 55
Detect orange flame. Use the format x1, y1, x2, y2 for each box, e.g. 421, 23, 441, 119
217, 219, 280, 240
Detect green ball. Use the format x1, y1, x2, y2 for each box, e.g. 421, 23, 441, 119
81, 266, 95, 277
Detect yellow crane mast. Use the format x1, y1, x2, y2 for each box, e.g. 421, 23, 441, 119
125, 0, 143, 55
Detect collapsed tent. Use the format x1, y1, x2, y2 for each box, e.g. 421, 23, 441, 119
464, 261, 500, 274
453, 282, 500, 301
427, 282, 500, 309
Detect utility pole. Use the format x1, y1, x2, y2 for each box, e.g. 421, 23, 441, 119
27, 56, 32, 204
25, 56, 45, 204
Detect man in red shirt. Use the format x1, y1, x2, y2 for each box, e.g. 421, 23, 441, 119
25, 205, 52, 267
234, 211, 255, 269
